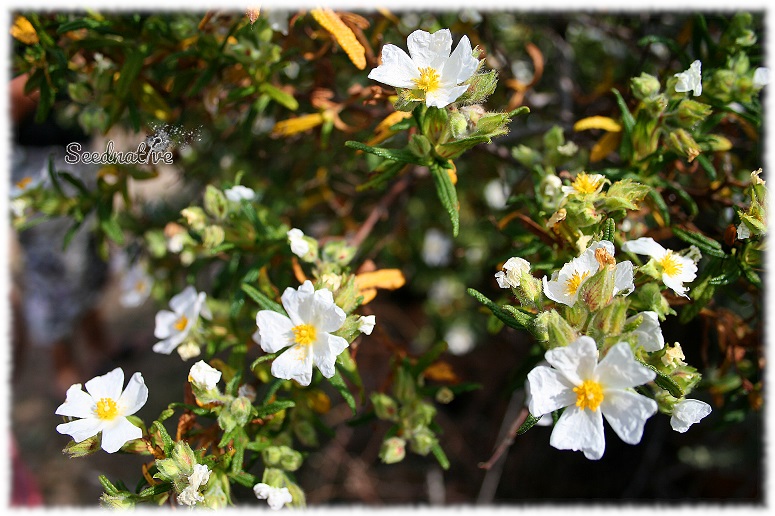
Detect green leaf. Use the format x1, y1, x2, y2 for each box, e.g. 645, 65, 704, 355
345, 141, 429, 166
611, 88, 635, 161
638, 360, 684, 398
250, 352, 278, 372
149, 421, 174, 455
694, 153, 717, 182
328, 369, 357, 415
100, 216, 125, 245
115, 48, 146, 100
136, 483, 172, 499
646, 189, 671, 227
241, 283, 285, 315
516, 413, 542, 435
261, 378, 285, 405
228, 471, 258, 488
467, 288, 534, 332
672, 227, 725, 258
430, 442, 450, 470
434, 135, 490, 159
57, 171, 92, 197
603, 218, 615, 242
430, 164, 459, 236
259, 83, 298, 111
255, 400, 296, 419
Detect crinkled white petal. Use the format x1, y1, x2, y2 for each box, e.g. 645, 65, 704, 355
368, 45, 419, 88
550, 405, 606, 460
154, 310, 178, 339
737, 223, 751, 240
287, 228, 310, 258
55, 384, 94, 418
255, 310, 295, 353
311, 288, 346, 333
358, 315, 376, 335
189, 360, 222, 390
225, 185, 255, 202
671, 399, 712, 433
254, 484, 293, 510
85, 368, 124, 401
101, 417, 142, 453
621, 237, 667, 259
169, 285, 198, 314
662, 272, 689, 298
407, 29, 452, 69
153, 335, 185, 355
628, 311, 665, 352
753, 67, 769, 89
117, 372, 148, 417
313, 333, 349, 378
542, 275, 575, 306
281, 281, 315, 326
674, 60, 702, 96
545, 336, 599, 386
613, 261, 635, 297
271, 344, 314, 386
595, 341, 655, 389
526, 366, 576, 416
443, 35, 479, 85
600, 390, 657, 445
56, 418, 106, 443
426, 84, 470, 108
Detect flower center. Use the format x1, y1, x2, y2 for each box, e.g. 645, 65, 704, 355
174, 315, 189, 332
414, 67, 441, 93
96, 397, 119, 420
292, 324, 317, 346
134, 280, 146, 293
571, 173, 601, 194
573, 380, 604, 411
15, 177, 33, 190
658, 251, 683, 277
565, 270, 591, 295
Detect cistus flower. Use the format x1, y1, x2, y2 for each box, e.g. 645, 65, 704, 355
55, 368, 148, 453
253, 280, 348, 386
224, 185, 256, 202
621, 237, 697, 298
357, 315, 376, 335
626, 311, 665, 352
178, 464, 211, 506
287, 228, 310, 257
543, 241, 633, 306
674, 60, 702, 96
188, 360, 222, 391
253, 483, 293, 510
495, 256, 530, 289
527, 336, 657, 460
119, 262, 153, 308
154, 286, 211, 355
670, 398, 712, 433
561, 172, 607, 198
368, 29, 479, 108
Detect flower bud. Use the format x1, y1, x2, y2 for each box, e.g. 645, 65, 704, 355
322, 240, 357, 266
667, 128, 701, 162
202, 224, 225, 249
534, 309, 577, 349
408, 134, 433, 157
262, 446, 283, 467
449, 111, 469, 139
204, 184, 228, 219
371, 393, 399, 421
379, 437, 407, 464
181, 206, 208, 231
279, 447, 304, 472
578, 266, 615, 311
589, 298, 629, 339
393, 367, 416, 403
100, 492, 137, 509
512, 144, 540, 167
435, 386, 455, 404
422, 106, 450, 145
675, 99, 713, 128
410, 427, 437, 456
631, 73, 661, 99
409, 401, 437, 428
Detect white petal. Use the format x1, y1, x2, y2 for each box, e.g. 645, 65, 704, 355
368, 45, 419, 88
526, 366, 576, 416
169, 286, 197, 314
613, 261, 635, 297
588, 240, 615, 256
85, 368, 124, 401
255, 310, 295, 353
56, 418, 106, 443
101, 417, 142, 453
549, 405, 606, 460
281, 281, 315, 326
117, 372, 148, 416
55, 384, 94, 418
600, 390, 657, 445
154, 310, 178, 339
671, 399, 712, 433
595, 342, 656, 389
753, 67, 769, 89
495, 271, 509, 289
629, 311, 664, 352
543, 276, 574, 306
676, 255, 698, 283
271, 345, 314, 386
311, 289, 346, 333
426, 84, 470, 108
545, 336, 599, 386
254, 483, 272, 499
267, 488, 293, 510
662, 272, 689, 298
313, 333, 349, 378
153, 336, 184, 354
621, 237, 666, 259
197, 292, 211, 320
442, 35, 478, 85
407, 29, 452, 69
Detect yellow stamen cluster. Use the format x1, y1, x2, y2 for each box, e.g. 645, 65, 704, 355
414, 67, 441, 93
174, 315, 189, 332
658, 251, 683, 277
292, 324, 317, 346
311, 8, 366, 70
96, 397, 119, 420
573, 380, 604, 411
571, 173, 602, 195
565, 271, 591, 295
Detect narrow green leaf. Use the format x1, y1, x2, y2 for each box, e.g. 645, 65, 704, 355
250, 352, 278, 372
672, 226, 725, 258
261, 378, 285, 405
255, 400, 295, 419
430, 164, 459, 236
259, 83, 298, 111
241, 283, 285, 315
115, 49, 146, 100
694, 153, 717, 182
328, 369, 357, 415
637, 360, 684, 398
516, 413, 542, 435
603, 218, 615, 242
411, 340, 448, 376
467, 288, 533, 332
136, 483, 172, 499
149, 421, 174, 455
228, 471, 258, 488
646, 189, 671, 227
430, 442, 450, 470
345, 141, 429, 165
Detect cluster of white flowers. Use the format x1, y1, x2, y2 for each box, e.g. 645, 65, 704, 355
253, 483, 293, 510
178, 464, 211, 506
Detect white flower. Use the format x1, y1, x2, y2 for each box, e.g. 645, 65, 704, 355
178, 464, 211, 506
422, 228, 452, 267
626, 311, 664, 352
55, 368, 148, 453
737, 223, 751, 240
188, 360, 222, 390
119, 262, 153, 308
495, 256, 530, 289
224, 185, 256, 202
543, 240, 633, 306
527, 336, 657, 460
358, 315, 376, 335
674, 60, 702, 96
153, 286, 211, 355
670, 399, 712, 433
177, 342, 202, 361
445, 323, 475, 355
254, 483, 293, 510
621, 237, 697, 298
287, 228, 310, 257
661, 343, 686, 368
753, 67, 769, 89
253, 281, 348, 386
484, 180, 509, 210
368, 29, 479, 108
524, 372, 552, 427
560, 172, 606, 198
